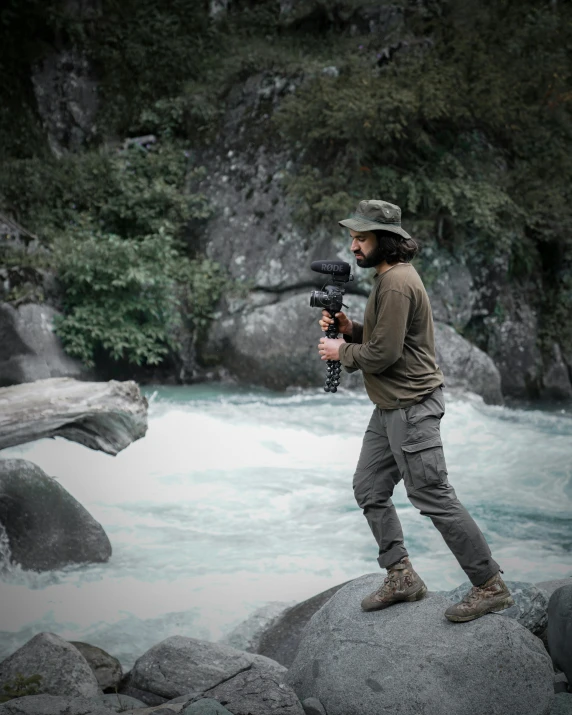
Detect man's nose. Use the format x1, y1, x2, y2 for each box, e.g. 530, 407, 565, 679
351, 239, 359, 252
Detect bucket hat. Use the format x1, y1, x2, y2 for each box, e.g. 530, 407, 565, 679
339, 199, 411, 239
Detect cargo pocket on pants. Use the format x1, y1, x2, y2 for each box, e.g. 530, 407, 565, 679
402, 436, 448, 491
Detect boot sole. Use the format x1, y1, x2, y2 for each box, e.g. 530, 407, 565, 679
445, 595, 515, 623
362, 584, 428, 612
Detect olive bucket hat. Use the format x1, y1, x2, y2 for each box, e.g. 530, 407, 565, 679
339, 199, 411, 239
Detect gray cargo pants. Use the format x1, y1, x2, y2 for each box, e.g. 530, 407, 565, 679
353, 387, 499, 586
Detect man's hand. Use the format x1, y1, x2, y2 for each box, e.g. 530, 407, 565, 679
318, 337, 346, 361
319, 310, 353, 336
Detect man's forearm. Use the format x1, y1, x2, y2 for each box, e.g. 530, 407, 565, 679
343, 320, 364, 344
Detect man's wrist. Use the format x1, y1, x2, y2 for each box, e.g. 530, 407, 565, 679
345, 320, 353, 337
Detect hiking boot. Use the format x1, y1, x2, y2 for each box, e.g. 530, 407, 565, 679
361, 557, 427, 612
444, 571, 514, 623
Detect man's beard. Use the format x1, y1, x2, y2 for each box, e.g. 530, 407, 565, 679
354, 241, 387, 268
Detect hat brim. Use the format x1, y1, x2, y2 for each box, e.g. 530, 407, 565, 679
339, 217, 411, 239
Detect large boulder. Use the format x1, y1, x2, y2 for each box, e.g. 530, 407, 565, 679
537, 578, 572, 600
130, 636, 286, 701
548, 585, 572, 683
286, 574, 554, 715
219, 602, 294, 653
0, 377, 148, 455
0, 303, 89, 388
0, 459, 111, 572
442, 580, 549, 634
0, 633, 101, 700
69, 642, 122, 692
256, 583, 349, 667
0, 695, 109, 715
434, 321, 503, 404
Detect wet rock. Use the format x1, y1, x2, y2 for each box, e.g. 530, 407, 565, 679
0, 459, 111, 572
442, 580, 548, 634
541, 343, 572, 400
130, 636, 285, 701
70, 642, 122, 692
286, 575, 554, 715
101, 693, 146, 711
548, 585, 572, 684
0, 377, 148, 455
0, 303, 89, 387
0, 633, 101, 700
219, 602, 294, 653
188, 668, 304, 715
0, 695, 110, 715
256, 582, 349, 667
434, 322, 503, 404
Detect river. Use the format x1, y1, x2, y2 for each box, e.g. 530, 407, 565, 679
1, 384, 571, 669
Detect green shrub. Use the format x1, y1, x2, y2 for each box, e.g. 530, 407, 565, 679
0, 674, 43, 703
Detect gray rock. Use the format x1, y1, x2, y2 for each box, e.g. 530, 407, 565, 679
191, 668, 304, 715
0, 633, 101, 700
286, 575, 554, 715
0, 459, 111, 572
551, 693, 572, 715
0, 377, 148, 454
0, 695, 109, 715
256, 582, 349, 667
101, 693, 147, 711
183, 699, 234, 715
541, 343, 572, 400
118, 675, 168, 707
220, 602, 294, 653
548, 586, 572, 684
442, 579, 548, 634
130, 637, 285, 700
554, 673, 570, 694
0, 303, 89, 387
301, 697, 326, 715
424, 256, 476, 330
434, 322, 503, 404
537, 578, 572, 600
70, 642, 122, 692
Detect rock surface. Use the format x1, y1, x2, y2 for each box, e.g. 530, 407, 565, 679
537, 578, 572, 600
442, 579, 548, 634
220, 602, 294, 653
256, 582, 349, 667
548, 585, 572, 684
70, 642, 122, 692
0, 459, 111, 571
286, 574, 554, 715
0, 695, 109, 715
551, 694, 572, 715
0, 303, 89, 387
0, 633, 101, 700
187, 669, 304, 715
0, 377, 148, 454
130, 636, 286, 701
183, 701, 234, 715
434, 321, 503, 404
101, 693, 146, 712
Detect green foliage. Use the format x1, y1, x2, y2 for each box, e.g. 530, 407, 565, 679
0, 674, 43, 703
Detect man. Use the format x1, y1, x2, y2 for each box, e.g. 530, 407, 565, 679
317, 199, 514, 622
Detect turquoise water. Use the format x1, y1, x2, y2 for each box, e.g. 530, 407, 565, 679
1, 384, 571, 668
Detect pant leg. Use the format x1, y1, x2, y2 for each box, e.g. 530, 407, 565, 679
384, 388, 500, 586
353, 408, 408, 568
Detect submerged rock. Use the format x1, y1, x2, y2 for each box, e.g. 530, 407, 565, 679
0, 459, 111, 572
286, 574, 554, 715
0, 377, 147, 455
0, 633, 101, 700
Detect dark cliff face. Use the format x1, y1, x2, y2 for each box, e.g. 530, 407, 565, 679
0, 0, 571, 400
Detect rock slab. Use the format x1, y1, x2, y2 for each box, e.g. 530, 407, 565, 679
548, 585, 572, 684
0, 633, 101, 700
130, 636, 285, 700
0, 695, 110, 715
286, 574, 554, 715
0, 377, 148, 455
70, 642, 122, 692
0, 459, 111, 571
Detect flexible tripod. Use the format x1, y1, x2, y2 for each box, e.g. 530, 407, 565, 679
324, 312, 342, 393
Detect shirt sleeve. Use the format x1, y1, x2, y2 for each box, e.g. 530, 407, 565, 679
338, 289, 413, 374
343, 321, 363, 344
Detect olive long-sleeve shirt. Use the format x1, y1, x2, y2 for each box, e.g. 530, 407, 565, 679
338, 263, 444, 409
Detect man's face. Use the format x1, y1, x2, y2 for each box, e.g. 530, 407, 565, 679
350, 230, 384, 268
